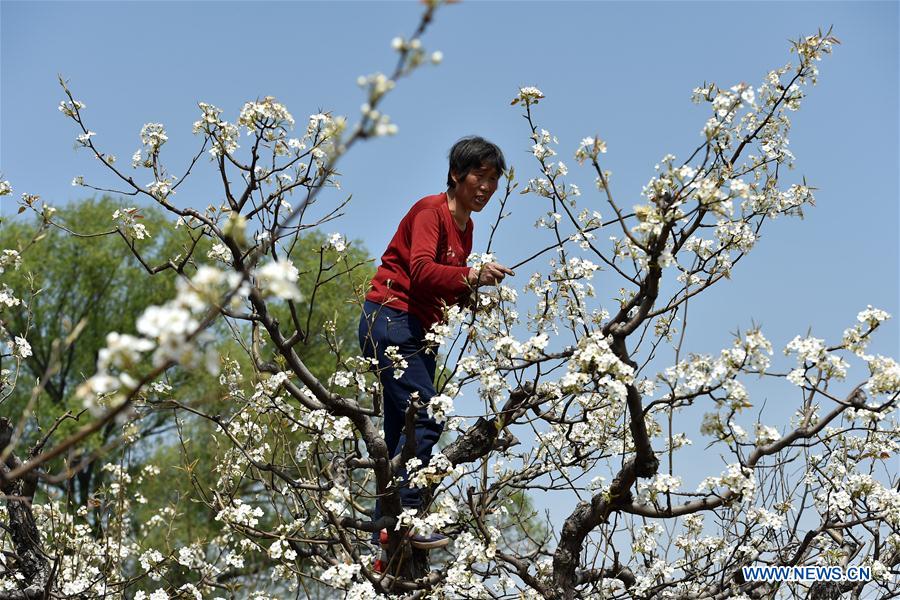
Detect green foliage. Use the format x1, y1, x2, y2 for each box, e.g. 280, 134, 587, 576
268, 231, 374, 382
0, 197, 200, 426
2, 197, 378, 587
126, 231, 376, 586
2, 198, 186, 398
0, 196, 213, 505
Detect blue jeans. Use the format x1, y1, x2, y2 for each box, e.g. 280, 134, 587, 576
358, 301, 443, 530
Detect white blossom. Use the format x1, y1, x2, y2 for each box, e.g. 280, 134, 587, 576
7, 336, 31, 359
326, 233, 347, 253
112, 207, 151, 240
513, 86, 545, 105
255, 260, 302, 301
140, 123, 168, 149
427, 393, 454, 423
321, 562, 361, 589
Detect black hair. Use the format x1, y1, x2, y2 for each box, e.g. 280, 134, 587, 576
446, 136, 506, 189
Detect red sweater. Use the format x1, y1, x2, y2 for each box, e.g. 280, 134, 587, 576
366, 193, 472, 329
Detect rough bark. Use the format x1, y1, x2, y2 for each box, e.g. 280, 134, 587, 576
382, 541, 430, 589
0, 418, 51, 598
442, 383, 533, 466
552, 460, 638, 599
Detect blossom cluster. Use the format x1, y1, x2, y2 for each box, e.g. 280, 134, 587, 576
77, 266, 247, 414
112, 206, 151, 240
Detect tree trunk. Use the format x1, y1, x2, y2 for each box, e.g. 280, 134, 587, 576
379, 536, 430, 595
0, 418, 51, 598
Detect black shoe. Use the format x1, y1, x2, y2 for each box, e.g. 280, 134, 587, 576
379, 528, 450, 550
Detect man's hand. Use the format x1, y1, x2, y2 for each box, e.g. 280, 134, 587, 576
468, 262, 515, 286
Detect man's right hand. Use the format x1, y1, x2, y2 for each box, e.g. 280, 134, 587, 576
468, 262, 515, 286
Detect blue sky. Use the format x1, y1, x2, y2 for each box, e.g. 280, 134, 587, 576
2, 1, 898, 523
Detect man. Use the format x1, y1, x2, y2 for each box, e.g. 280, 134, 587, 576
358, 136, 513, 553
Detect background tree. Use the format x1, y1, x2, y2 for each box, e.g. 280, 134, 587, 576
130, 229, 375, 591
0, 196, 204, 510
0, 200, 374, 596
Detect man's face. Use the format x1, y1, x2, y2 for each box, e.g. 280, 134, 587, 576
452, 164, 500, 213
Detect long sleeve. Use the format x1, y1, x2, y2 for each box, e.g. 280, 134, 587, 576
409, 208, 470, 297
366, 193, 472, 329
